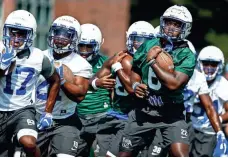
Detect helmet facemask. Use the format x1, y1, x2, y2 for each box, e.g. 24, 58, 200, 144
160, 17, 191, 41
127, 31, 154, 55
78, 40, 99, 61
3, 25, 34, 52
199, 60, 221, 81
48, 25, 77, 54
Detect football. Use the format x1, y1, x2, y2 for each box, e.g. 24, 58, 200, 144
155, 50, 174, 73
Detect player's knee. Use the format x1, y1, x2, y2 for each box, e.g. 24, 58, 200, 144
19, 135, 37, 150
170, 143, 189, 157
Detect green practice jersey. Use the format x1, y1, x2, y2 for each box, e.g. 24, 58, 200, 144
132, 38, 196, 117
77, 54, 111, 115
112, 76, 133, 114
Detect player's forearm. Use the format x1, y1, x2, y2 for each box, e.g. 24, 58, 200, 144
206, 106, 222, 132
61, 82, 87, 102
45, 74, 61, 113
200, 94, 222, 132
116, 69, 134, 94
151, 64, 180, 90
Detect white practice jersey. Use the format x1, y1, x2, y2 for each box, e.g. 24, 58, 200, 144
35, 49, 92, 119
0, 47, 44, 111
184, 69, 209, 113
188, 73, 228, 134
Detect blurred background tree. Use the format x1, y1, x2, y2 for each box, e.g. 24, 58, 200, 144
130, 0, 228, 61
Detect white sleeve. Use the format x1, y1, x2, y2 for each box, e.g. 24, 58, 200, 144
216, 77, 228, 102
198, 74, 209, 95
73, 64, 93, 79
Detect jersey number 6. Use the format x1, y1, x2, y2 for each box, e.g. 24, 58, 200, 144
148, 67, 161, 91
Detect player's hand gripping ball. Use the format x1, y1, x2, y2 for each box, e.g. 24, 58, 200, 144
147, 46, 174, 73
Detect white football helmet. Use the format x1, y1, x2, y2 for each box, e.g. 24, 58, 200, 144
3, 10, 37, 52
48, 15, 81, 54
154, 26, 161, 36
126, 21, 154, 55
78, 24, 104, 61
160, 5, 192, 41
197, 46, 224, 81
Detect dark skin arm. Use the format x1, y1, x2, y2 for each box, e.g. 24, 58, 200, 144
220, 102, 228, 123
147, 46, 189, 90
89, 65, 115, 90
199, 94, 222, 132
61, 75, 89, 103
45, 70, 61, 113
130, 68, 149, 98
115, 55, 134, 94
152, 64, 189, 90
90, 51, 127, 90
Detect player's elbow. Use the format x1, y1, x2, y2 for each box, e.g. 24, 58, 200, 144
75, 95, 85, 103
166, 83, 180, 91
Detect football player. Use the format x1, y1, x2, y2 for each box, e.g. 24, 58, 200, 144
91, 21, 154, 156
186, 46, 228, 157
35, 16, 92, 157
119, 5, 195, 157
76, 23, 115, 156
92, 21, 155, 156
0, 10, 60, 156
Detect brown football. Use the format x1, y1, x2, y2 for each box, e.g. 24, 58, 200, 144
155, 51, 174, 73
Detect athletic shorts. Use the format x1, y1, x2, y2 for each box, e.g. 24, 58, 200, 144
119, 110, 189, 154
0, 106, 37, 156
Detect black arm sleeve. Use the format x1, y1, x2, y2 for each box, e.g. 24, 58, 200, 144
40, 55, 55, 79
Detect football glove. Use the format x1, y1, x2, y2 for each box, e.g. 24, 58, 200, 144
213, 131, 228, 157
37, 112, 53, 130
0, 44, 16, 71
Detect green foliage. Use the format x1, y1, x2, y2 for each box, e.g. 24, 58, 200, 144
206, 30, 228, 61
130, 0, 228, 61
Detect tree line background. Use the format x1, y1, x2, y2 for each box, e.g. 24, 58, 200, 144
130, 0, 228, 63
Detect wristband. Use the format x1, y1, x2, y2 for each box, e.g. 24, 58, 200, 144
111, 62, 123, 72
132, 82, 140, 92
92, 78, 99, 90
147, 58, 156, 66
